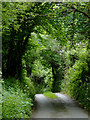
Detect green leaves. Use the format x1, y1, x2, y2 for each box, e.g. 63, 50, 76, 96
2, 2, 90, 113
3, 90, 32, 118
2, 77, 33, 118
61, 45, 89, 110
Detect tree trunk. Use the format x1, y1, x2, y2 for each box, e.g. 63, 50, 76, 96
51, 63, 57, 92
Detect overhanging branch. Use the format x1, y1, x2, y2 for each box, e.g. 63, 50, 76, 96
71, 6, 90, 19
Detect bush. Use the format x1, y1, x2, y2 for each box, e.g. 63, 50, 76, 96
0, 70, 3, 119
31, 60, 54, 94
21, 69, 35, 99
61, 46, 89, 111
23, 77, 35, 99
2, 77, 34, 118
2, 88, 33, 118
3, 77, 21, 91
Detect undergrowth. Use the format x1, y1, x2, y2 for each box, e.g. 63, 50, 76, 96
61, 46, 90, 111
2, 77, 35, 118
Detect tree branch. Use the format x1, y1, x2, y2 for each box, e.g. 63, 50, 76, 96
71, 9, 76, 48
71, 6, 90, 19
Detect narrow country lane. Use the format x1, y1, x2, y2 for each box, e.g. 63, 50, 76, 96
31, 93, 88, 118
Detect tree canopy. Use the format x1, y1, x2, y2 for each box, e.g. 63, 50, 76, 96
2, 2, 89, 77
2, 2, 90, 118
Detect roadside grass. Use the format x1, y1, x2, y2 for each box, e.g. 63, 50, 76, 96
43, 91, 58, 99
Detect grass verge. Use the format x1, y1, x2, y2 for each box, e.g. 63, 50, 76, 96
43, 91, 58, 99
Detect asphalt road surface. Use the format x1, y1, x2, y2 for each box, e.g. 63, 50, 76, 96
31, 93, 88, 118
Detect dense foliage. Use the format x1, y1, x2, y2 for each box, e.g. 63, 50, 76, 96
2, 2, 90, 118
61, 44, 90, 110
0, 70, 3, 119
3, 77, 35, 118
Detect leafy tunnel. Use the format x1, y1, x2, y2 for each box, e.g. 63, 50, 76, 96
1, 2, 90, 118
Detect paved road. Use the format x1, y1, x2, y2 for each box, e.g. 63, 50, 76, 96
31, 93, 88, 118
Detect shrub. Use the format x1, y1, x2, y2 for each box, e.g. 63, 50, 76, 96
2, 77, 34, 118
21, 69, 35, 99
0, 70, 3, 119
61, 46, 89, 111
3, 77, 21, 91
2, 88, 33, 118
23, 77, 35, 99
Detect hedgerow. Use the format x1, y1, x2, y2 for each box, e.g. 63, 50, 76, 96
61, 46, 90, 111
